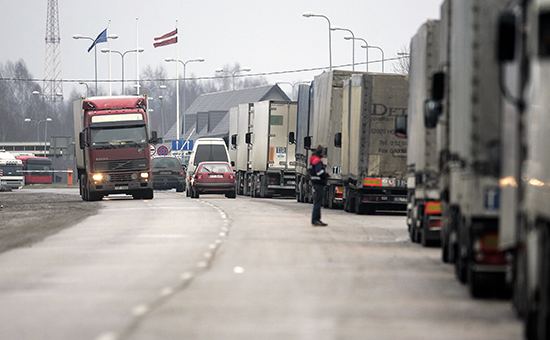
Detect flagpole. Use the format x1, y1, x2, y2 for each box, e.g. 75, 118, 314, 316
176, 19, 180, 140
108, 19, 112, 96
136, 17, 140, 96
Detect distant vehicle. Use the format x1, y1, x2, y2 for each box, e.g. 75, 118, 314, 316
0, 152, 24, 189
15, 155, 53, 185
151, 156, 186, 192
73, 95, 160, 201
189, 161, 236, 199
186, 138, 231, 196
230, 100, 297, 198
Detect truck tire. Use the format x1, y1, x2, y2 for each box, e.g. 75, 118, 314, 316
355, 195, 367, 215
455, 214, 468, 284
87, 188, 103, 201
80, 174, 88, 201
530, 223, 550, 340
176, 183, 184, 193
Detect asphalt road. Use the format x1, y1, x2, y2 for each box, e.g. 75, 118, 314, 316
0, 188, 523, 340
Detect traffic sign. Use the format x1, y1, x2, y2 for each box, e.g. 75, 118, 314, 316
173, 139, 194, 151
157, 145, 169, 156
149, 144, 156, 156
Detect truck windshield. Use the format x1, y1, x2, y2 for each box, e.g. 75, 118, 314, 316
0, 164, 23, 175
90, 126, 147, 150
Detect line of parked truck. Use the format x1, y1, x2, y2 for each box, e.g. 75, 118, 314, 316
229, 70, 410, 215
395, 0, 550, 338
226, 0, 550, 338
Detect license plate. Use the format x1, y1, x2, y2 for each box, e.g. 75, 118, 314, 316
395, 197, 407, 202
115, 185, 128, 190
209, 174, 223, 178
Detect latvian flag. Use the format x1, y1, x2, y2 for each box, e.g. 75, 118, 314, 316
154, 29, 177, 48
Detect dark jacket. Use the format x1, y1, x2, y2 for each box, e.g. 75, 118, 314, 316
309, 152, 328, 186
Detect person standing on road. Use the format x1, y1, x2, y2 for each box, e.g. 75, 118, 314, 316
310, 145, 329, 227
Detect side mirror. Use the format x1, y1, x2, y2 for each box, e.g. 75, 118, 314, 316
79, 131, 86, 149
231, 161, 235, 167
245, 132, 252, 144
231, 134, 237, 147
498, 12, 516, 61
424, 99, 441, 129
304, 136, 312, 150
289, 132, 296, 144
395, 116, 407, 138
334, 132, 342, 148
149, 130, 162, 144
432, 72, 445, 101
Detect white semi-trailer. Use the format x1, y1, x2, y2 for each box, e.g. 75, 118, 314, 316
341, 73, 408, 215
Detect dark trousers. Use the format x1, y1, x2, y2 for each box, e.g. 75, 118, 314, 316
312, 183, 325, 223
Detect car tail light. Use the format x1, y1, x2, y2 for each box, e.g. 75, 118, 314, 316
229, 174, 235, 180
197, 174, 203, 180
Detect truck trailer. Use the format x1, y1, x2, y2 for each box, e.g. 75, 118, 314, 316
230, 103, 253, 195
295, 83, 313, 203
245, 100, 297, 198
427, 0, 509, 297
309, 70, 362, 208
341, 73, 408, 215
73, 96, 159, 201
497, 0, 550, 338
400, 20, 442, 245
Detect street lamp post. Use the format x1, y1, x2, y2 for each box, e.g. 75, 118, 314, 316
73, 33, 118, 94
165, 58, 205, 140
215, 68, 251, 91
24, 118, 52, 153
363, 43, 385, 73
79, 82, 90, 97
331, 26, 356, 71
159, 85, 167, 137
101, 48, 144, 94
276, 81, 310, 100
303, 12, 332, 71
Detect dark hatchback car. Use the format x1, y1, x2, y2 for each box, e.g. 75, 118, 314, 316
151, 156, 186, 192
189, 161, 236, 198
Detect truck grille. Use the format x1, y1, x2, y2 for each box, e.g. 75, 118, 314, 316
109, 173, 134, 182
94, 159, 148, 172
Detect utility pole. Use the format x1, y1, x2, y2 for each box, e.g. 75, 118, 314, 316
44, 0, 63, 104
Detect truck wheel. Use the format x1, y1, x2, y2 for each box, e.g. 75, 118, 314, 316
80, 174, 88, 201
176, 183, 184, 193
226, 190, 236, 199
89, 191, 103, 201
355, 196, 367, 215
468, 262, 486, 298
143, 189, 154, 199
532, 223, 550, 340
259, 175, 267, 198
348, 191, 356, 213
455, 215, 468, 284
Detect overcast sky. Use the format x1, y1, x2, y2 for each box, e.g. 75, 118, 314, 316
1, 0, 442, 97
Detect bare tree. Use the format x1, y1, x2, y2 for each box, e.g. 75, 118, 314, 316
392, 44, 410, 75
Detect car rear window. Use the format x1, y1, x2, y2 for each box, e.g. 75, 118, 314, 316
199, 163, 231, 173
152, 158, 180, 169
193, 145, 228, 165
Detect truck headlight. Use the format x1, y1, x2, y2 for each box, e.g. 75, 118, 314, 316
140, 172, 149, 179
92, 173, 103, 181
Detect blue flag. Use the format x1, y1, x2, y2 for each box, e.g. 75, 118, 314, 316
87, 28, 108, 52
